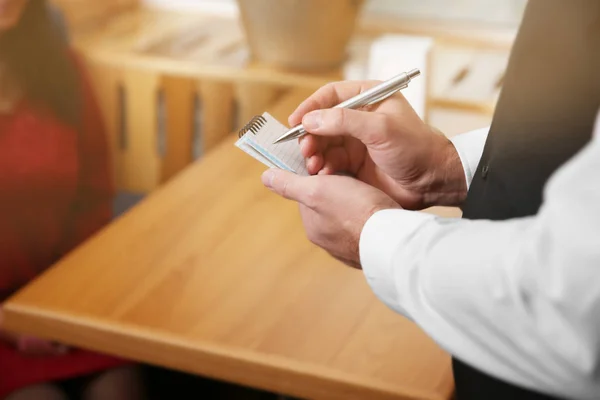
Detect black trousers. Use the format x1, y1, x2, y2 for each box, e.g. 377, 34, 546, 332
453, 358, 568, 400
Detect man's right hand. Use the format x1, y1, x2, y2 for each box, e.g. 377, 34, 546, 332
290, 80, 468, 210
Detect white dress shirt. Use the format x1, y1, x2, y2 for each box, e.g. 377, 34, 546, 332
359, 111, 600, 400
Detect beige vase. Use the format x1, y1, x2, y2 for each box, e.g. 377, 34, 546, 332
236, 0, 365, 71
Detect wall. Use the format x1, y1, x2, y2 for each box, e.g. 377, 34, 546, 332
142, 0, 527, 26
364, 0, 527, 26
50, 0, 138, 29
143, 0, 238, 15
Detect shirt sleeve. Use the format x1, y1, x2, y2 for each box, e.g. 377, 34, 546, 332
450, 127, 489, 189
359, 113, 600, 399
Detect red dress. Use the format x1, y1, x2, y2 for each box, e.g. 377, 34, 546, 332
0, 56, 128, 397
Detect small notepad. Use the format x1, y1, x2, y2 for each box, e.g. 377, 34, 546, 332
235, 112, 308, 175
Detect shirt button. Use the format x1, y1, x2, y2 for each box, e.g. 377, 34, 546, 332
481, 165, 490, 179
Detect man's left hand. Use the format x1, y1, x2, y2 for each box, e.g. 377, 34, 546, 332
262, 169, 400, 268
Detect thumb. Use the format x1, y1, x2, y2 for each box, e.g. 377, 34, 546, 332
301, 108, 389, 145
261, 169, 313, 204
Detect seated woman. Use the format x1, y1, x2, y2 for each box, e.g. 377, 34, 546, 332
0, 0, 145, 399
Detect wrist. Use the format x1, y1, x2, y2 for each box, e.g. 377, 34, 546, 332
422, 130, 468, 208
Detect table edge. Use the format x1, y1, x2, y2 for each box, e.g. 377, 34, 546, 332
3, 301, 451, 400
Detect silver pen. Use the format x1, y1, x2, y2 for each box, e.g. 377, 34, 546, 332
273, 68, 421, 144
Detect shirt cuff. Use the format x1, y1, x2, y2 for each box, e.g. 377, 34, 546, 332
450, 127, 490, 189
359, 208, 436, 319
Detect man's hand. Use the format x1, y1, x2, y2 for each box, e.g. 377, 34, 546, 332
262, 168, 400, 268
290, 80, 467, 210
0, 307, 69, 356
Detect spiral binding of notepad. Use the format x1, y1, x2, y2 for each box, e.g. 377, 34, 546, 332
238, 115, 267, 138
234, 112, 308, 175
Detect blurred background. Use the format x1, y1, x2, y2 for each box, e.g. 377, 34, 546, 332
48, 0, 526, 215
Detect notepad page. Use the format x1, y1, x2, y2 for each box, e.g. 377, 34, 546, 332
235, 112, 308, 175
236, 137, 278, 169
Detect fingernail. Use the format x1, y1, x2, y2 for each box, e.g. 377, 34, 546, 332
303, 111, 322, 130
261, 170, 275, 188
288, 113, 298, 127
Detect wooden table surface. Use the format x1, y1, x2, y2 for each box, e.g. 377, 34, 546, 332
3, 91, 454, 400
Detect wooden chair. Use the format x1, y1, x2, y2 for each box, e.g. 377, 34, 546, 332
50, 0, 298, 196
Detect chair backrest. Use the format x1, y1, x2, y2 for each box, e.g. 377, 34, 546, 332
84, 62, 241, 194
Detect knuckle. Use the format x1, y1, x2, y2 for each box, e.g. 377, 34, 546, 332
280, 178, 291, 199
328, 108, 347, 131
304, 183, 321, 208
378, 113, 394, 135
362, 80, 384, 91
306, 82, 342, 111
365, 113, 392, 144
323, 81, 341, 92
318, 82, 339, 100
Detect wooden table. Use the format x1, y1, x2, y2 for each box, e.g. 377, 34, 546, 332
3, 92, 454, 400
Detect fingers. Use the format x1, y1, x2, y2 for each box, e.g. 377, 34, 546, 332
16, 336, 69, 355
320, 147, 349, 175
302, 108, 390, 146
299, 134, 343, 158
298, 135, 322, 158
262, 169, 317, 207
51, 342, 70, 355
299, 134, 342, 175
306, 154, 324, 174
288, 80, 382, 126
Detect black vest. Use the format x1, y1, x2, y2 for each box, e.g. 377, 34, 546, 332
454, 1, 600, 399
